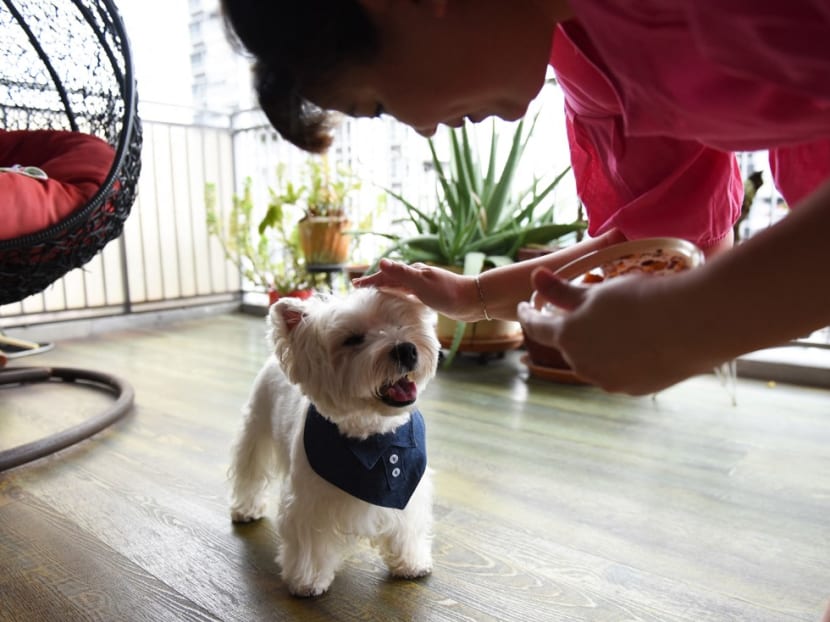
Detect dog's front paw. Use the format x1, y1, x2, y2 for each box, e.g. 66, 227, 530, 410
286, 574, 334, 598
230, 499, 267, 523
388, 559, 433, 580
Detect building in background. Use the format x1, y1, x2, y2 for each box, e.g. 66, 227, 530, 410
181, 2, 503, 265
189, 0, 429, 251
187, 0, 255, 122
183, 1, 574, 213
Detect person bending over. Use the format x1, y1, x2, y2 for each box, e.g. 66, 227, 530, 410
220, 0, 830, 398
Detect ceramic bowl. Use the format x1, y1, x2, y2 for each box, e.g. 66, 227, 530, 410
530, 237, 705, 315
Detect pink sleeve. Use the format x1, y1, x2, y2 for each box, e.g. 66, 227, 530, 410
553, 23, 742, 250
769, 140, 830, 207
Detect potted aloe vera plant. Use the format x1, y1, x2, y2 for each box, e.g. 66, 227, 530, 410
376, 116, 586, 365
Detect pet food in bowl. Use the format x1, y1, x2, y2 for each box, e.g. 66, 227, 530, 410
531, 237, 704, 315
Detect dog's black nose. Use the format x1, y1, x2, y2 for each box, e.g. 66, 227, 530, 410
391, 342, 418, 371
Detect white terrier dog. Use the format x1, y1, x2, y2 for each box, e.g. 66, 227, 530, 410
229, 288, 440, 597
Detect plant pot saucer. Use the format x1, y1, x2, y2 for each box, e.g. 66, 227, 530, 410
520, 354, 590, 385
438, 333, 524, 353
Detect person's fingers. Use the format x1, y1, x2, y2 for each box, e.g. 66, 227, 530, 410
352, 271, 384, 288
517, 301, 562, 348
352, 259, 407, 289
531, 269, 587, 312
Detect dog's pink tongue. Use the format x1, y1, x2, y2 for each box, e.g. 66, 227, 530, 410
387, 377, 417, 402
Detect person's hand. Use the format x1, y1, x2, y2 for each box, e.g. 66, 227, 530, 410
517, 268, 718, 395
353, 259, 483, 322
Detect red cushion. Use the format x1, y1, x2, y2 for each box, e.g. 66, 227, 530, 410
0, 129, 115, 241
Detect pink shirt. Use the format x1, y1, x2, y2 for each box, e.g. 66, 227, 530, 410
552, 0, 830, 249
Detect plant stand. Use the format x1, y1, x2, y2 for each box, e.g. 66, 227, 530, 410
520, 354, 589, 384
437, 333, 524, 354
436, 314, 524, 365
307, 263, 347, 292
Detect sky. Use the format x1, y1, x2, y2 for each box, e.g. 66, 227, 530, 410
118, 0, 193, 111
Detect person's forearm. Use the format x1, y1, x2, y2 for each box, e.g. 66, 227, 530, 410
677, 179, 830, 362
478, 229, 626, 320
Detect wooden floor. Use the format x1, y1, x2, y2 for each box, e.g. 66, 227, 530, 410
1, 311, 829, 622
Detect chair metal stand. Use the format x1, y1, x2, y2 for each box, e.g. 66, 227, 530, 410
0, 366, 134, 472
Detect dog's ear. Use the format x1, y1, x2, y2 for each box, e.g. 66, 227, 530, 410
270, 298, 308, 336
281, 308, 305, 332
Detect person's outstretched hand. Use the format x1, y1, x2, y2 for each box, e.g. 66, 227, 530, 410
353, 259, 483, 322
517, 267, 717, 395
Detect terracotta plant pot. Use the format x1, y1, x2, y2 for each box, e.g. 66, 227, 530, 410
268, 288, 315, 306
435, 313, 524, 354
517, 248, 582, 380
298, 217, 351, 266
522, 331, 570, 368
520, 328, 591, 384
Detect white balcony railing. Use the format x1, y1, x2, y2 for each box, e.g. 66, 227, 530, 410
0, 118, 242, 327
1, 111, 827, 384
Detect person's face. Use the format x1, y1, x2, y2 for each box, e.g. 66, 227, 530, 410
308, 0, 557, 137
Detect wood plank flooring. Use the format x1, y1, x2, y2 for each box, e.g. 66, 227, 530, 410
1, 311, 828, 621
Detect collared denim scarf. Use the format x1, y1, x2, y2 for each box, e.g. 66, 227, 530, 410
303, 404, 427, 510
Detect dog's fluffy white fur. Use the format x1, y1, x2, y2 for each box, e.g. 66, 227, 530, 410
229, 288, 440, 597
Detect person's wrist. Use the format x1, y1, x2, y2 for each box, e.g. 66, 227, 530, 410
474, 274, 492, 321
455, 275, 488, 322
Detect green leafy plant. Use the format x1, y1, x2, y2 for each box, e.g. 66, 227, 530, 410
205, 177, 311, 295
257, 160, 362, 267
376, 116, 586, 364
257, 158, 360, 224
307, 156, 361, 218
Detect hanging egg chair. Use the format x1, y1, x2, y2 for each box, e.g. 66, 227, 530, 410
0, 0, 142, 304
0, 0, 140, 471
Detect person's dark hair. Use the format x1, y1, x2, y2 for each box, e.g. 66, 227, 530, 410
220, 0, 380, 153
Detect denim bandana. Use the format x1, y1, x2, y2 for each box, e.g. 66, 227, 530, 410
303, 404, 427, 510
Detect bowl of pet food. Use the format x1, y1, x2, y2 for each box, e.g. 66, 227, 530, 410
530, 237, 704, 315
522, 237, 704, 383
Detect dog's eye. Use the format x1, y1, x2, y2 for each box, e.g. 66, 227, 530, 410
343, 334, 365, 347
